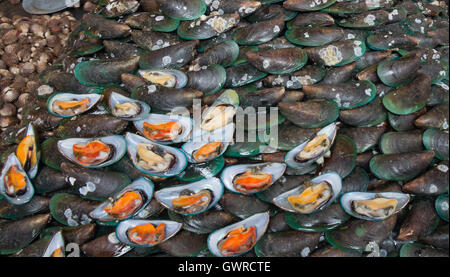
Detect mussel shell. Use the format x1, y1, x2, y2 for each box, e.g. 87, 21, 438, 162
177, 14, 240, 40
402, 162, 449, 196
340, 122, 387, 154
0, 213, 51, 255
42, 231, 65, 257
340, 192, 410, 221
90, 177, 154, 223
134, 113, 193, 144
157, 0, 206, 20
254, 230, 321, 257
225, 62, 269, 87
397, 198, 440, 241
285, 27, 344, 47
139, 69, 188, 88
283, 0, 336, 11
155, 177, 223, 215
423, 128, 449, 160
221, 162, 286, 194
284, 122, 337, 168
435, 194, 449, 222
16, 123, 40, 179
319, 62, 356, 85
186, 64, 227, 95
0, 153, 35, 205
74, 56, 140, 87
207, 212, 269, 257
285, 203, 350, 232
414, 103, 449, 130
262, 64, 326, 89
220, 192, 273, 219
379, 130, 424, 154
233, 18, 285, 45
304, 39, 366, 67
400, 242, 449, 257
257, 175, 311, 203
366, 33, 418, 51
139, 40, 198, 70
191, 40, 240, 67
40, 224, 96, 246
81, 232, 132, 257
0, 195, 49, 220
168, 209, 237, 234
57, 135, 126, 168
40, 138, 67, 171
318, 134, 357, 179
125, 132, 188, 177
176, 156, 225, 182
370, 151, 435, 181
49, 193, 100, 227
279, 99, 339, 128
22, 0, 79, 14
116, 219, 182, 247
158, 229, 208, 257
108, 92, 151, 121
273, 172, 342, 214
47, 93, 102, 118
339, 97, 387, 127
247, 3, 297, 22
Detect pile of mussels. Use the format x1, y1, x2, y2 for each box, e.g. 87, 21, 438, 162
0, 0, 449, 257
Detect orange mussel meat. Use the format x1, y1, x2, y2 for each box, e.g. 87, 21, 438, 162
233, 170, 273, 193
218, 226, 257, 256
104, 190, 144, 220
171, 189, 213, 214
127, 223, 166, 245
4, 165, 27, 197
16, 135, 37, 172
54, 98, 90, 116
142, 121, 181, 141
72, 140, 113, 166
193, 141, 222, 162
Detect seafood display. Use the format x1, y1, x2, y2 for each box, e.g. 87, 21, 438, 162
0, 0, 448, 258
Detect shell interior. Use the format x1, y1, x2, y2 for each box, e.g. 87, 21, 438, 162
207, 212, 270, 257
42, 231, 65, 257
284, 122, 337, 168
108, 92, 151, 121
272, 171, 342, 214
47, 93, 102, 118
16, 123, 40, 179
57, 135, 127, 168
115, 219, 182, 248
138, 69, 188, 88
90, 177, 154, 222
134, 113, 193, 144
340, 192, 410, 221
22, 0, 79, 14
0, 153, 35, 205
220, 162, 287, 195
200, 90, 239, 132
125, 132, 188, 177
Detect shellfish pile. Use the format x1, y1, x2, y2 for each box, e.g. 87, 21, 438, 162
0, 0, 448, 257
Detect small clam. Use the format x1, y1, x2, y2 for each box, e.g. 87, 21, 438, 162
47, 93, 102, 118
138, 69, 188, 88
220, 162, 286, 194
125, 133, 188, 177
155, 177, 223, 215
134, 113, 193, 144
207, 212, 270, 257
284, 122, 337, 168
115, 219, 182, 247
200, 90, 239, 131
90, 177, 154, 223
42, 231, 65, 257
182, 123, 235, 164
57, 135, 126, 168
273, 172, 342, 214
16, 123, 40, 179
340, 192, 410, 221
0, 153, 35, 205
108, 92, 151, 121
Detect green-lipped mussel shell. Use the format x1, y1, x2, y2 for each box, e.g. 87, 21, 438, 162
40, 224, 96, 246
418, 59, 449, 85
340, 167, 370, 196
61, 162, 131, 201
219, 192, 273, 219
233, 18, 285, 45
303, 80, 376, 110
420, 224, 449, 249
340, 122, 387, 154
377, 52, 423, 87
156, 0, 206, 20
283, 0, 336, 11
355, 50, 394, 71
103, 40, 141, 58
435, 194, 449, 222
422, 128, 449, 160
414, 103, 449, 130
81, 233, 132, 257
237, 87, 285, 108
428, 83, 449, 106
285, 27, 344, 47
287, 12, 334, 28
325, 215, 397, 253
245, 47, 307, 74
388, 107, 427, 131
370, 150, 435, 181
40, 70, 102, 95
177, 14, 240, 40
278, 99, 339, 128
225, 63, 268, 87
310, 244, 362, 257
56, 114, 129, 138
74, 56, 140, 87
176, 156, 225, 182
0, 196, 49, 220
318, 134, 357, 179
254, 230, 321, 257
158, 230, 208, 257
304, 39, 366, 67
402, 161, 449, 196
139, 40, 199, 70
82, 13, 131, 39
168, 209, 237, 234
49, 193, 100, 227
246, 4, 297, 23
124, 12, 180, 33
40, 138, 67, 171
319, 62, 356, 85
68, 29, 104, 57
337, 8, 407, 29
257, 175, 312, 203
191, 40, 240, 67
285, 203, 350, 232
101, 0, 140, 18
366, 33, 418, 50
262, 65, 326, 89
131, 30, 181, 51
0, 213, 51, 255
263, 123, 319, 151
397, 198, 440, 241
339, 97, 387, 127
400, 242, 449, 257
185, 65, 227, 96
379, 130, 424, 154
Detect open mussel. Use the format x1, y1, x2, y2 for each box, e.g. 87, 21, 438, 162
126, 133, 187, 177
0, 153, 35, 205
15, 124, 40, 179
47, 93, 102, 118
340, 192, 410, 221
134, 113, 192, 144
108, 92, 151, 121
138, 69, 188, 88
208, 212, 269, 257
90, 178, 154, 224
273, 172, 341, 214
116, 219, 182, 247
221, 162, 286, 194
57, 135, 126, 168
155, 177, 223, 215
